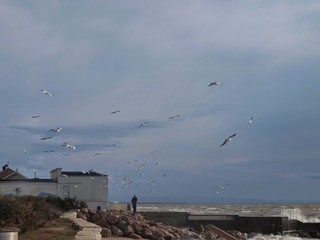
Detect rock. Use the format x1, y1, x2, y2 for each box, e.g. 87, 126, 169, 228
131, 221, 142, 235
130, 232, 142, 239
111, 225, 124, 237
117, 219, 127, 231
120, 214, 132, 225
152, 229, 165, 239
141, 228, 153, 239
124, 225, 134, 237
106, 214, 119, 225
76, 208, 247, 240
76, 212, 87, 221
91, 213, 101, 222
95, 218, 110, 228
101, 227, 112, 238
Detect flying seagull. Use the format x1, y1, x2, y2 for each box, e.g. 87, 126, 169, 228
24, 149, 30, 154
219, 133, 237, 147
248, 116, 253, 125
32, 115, 40, 119
110, 111, 120, 114
62, 141, 75, 150
208, 81, 220, 87
139, 121, 149, 128
50, 127, 62, 132
41, 136, 53, 140
94, 153, 103, 156
66, 144, 76, 150
169, 114, 181, 119
40, 89, 52, 98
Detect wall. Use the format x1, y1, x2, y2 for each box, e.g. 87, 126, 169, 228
188, 215, 238, 230
138, 212, 302, 234
237, 216, 286, 233
1, 169, 109, 210
57, 175, 108, 207
0, 180, 56, 196
141, 212, 188, 227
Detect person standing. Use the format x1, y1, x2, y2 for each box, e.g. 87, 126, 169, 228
131, 195, 138, 213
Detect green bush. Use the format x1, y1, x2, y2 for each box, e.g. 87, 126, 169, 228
0, 195, 87, 232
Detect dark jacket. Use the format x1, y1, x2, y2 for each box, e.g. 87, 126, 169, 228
131, 195, 137, 203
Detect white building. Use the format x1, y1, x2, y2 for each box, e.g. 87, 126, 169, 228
0, 164, 109, 209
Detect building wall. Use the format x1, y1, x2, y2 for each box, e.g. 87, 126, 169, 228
0, 168, 109, 209
0, 181, 57, 196
56, 174, 108, 209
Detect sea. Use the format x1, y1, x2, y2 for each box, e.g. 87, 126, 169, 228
136, 203, 320, 240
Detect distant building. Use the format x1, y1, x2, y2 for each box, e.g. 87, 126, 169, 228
0, 165, 109, 209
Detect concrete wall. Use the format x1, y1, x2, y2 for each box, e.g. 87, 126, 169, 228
188, 215, 239, 230
0, 181, 56, 196
0, 168, 109, 209
141, 212, 188, 227
50, 168, 109, 209
138, 212, 305, 234
238, 216, 286, 234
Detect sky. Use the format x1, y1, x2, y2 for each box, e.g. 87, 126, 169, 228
1, 0, 320, 204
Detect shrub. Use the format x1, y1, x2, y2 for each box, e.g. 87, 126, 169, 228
0, 195, 87, 232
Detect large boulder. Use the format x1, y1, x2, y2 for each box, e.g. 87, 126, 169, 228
111, 225, 124, 237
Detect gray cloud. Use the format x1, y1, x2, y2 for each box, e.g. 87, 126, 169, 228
1, 1, 320, 203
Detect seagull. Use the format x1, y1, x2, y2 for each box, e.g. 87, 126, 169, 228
219, 133, 237, 147
32, 115, 40, 119
40, 89, 52, 98
168, 114, 181, 119
94, 153, 103, 156
41, 136, 53, 140
62, 141, 75, 150
110, 111, 120, 114
66, 144, 76, 150
24, 149, 30, 154
139, 121, 149, 128
208, 81, 220, 87
49, 127, 62, 132
248, 116, 253, 125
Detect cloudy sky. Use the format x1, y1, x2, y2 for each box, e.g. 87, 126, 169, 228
1, 1, 320, 203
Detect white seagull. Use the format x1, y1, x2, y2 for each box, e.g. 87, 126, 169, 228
62, 142, 75, 150
248, 116, 253, 125
66, 144, 76, 150
40, 89, 52, 98
24, 149, 30, 154
49, 127, 62, 132
219, 133, 237, 147
208, 81, 220, 87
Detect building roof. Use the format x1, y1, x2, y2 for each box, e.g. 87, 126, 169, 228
0, 167, 15, 179
0, 178, 54, 183
0, 166, 28, 180
61, 170, 107, 177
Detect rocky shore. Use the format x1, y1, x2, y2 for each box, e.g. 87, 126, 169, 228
75, 208, 246, 239
73, 208, 320, 239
